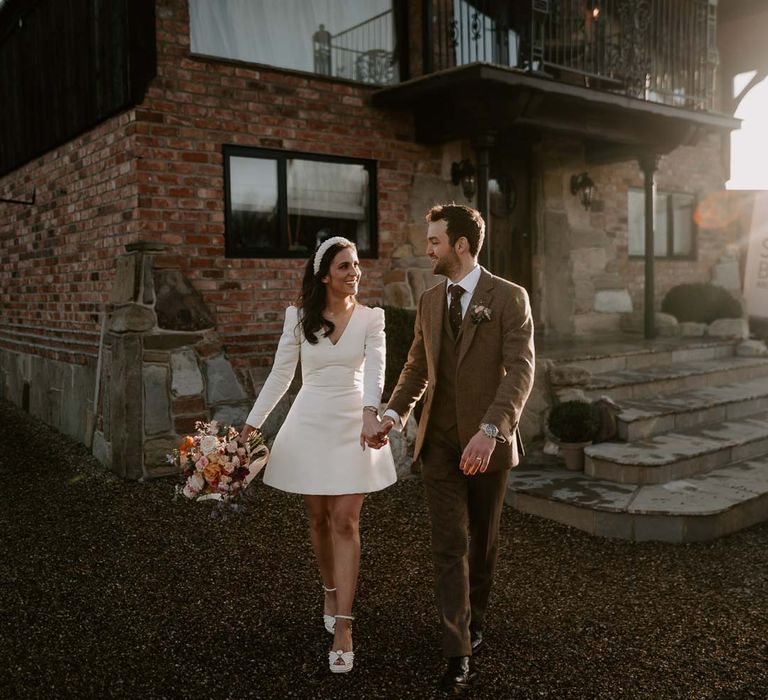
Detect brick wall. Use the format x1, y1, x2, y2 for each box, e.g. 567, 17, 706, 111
134, 0, 431, 377
0, 0, 434, 387
0, 113, 138, 367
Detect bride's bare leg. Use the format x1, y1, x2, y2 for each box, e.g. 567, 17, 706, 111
328, 493, 365, 652
304, 495, 336, 616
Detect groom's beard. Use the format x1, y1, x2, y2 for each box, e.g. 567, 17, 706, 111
434, 250, 461, 278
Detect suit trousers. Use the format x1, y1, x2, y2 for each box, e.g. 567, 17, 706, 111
420, 428, 510, 658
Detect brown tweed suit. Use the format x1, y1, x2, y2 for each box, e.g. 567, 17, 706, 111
387, 267, 535, 657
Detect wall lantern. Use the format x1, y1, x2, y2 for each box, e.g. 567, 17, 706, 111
451, 159, 477, 201
570, 172, 595, 211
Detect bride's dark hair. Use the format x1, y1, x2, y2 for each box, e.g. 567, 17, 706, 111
297, 239, 357, 344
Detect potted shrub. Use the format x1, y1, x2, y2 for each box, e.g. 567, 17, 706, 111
547, 400, 600, 471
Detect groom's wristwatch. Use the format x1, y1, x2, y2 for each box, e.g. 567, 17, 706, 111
479, 423, 505, 443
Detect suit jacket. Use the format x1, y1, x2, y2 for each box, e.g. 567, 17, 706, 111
387, 267, 535, 471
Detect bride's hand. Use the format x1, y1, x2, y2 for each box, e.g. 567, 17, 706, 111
361, 412, 388, 450
238, 424, 255, 445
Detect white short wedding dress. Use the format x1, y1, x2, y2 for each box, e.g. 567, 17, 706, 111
245, 305, 397, 495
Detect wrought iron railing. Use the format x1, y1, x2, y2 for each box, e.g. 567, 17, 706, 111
427, 0, 718, 110
313, 10, 398, 86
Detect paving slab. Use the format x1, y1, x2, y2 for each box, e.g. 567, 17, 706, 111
507, 456, 768, 541
585, 356, 768, 400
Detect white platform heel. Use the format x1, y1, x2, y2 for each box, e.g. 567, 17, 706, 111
328, 614, 355, 673
322, 585, 336, 635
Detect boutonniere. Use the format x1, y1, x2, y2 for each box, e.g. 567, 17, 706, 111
470, 302, 492, 325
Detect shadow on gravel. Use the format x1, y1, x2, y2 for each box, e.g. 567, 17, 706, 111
0, 399, 766, 699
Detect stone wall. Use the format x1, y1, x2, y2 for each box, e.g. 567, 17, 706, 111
532, 133, 740, 337
94, 242, 260, 479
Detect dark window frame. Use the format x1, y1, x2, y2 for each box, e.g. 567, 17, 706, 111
223, 145, 379, 260
628, 188, 698, 261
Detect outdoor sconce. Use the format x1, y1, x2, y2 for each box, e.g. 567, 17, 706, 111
570, 172, 595, 211
452, 159, 477, 201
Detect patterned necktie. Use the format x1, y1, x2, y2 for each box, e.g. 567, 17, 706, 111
448, 284, 465, 339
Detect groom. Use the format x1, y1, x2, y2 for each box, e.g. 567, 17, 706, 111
379, 204, 534, 691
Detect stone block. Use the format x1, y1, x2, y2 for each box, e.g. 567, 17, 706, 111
549, 365, 591, 387
594, 289, 633, 313
384, 282, 414, 308
92, 430, 112, 468
204, 354, 247, 404
387, 411, 418, 478
211, 403, 250, 428
175, 414, 205, 434
571, 227, 605, 248
143, 351, 170, 363
407, 223, 425, 250
620, 312, 679, 336
679, 322, 708, 337
145, 333, 203, 350
171, 349, 205, 397
143, 364, 171, 436
708, 318, 749, 339
384, 269, 407, 285
109, 306, 156, 333
194, 336, 223, 358
571, 247, 607, 278
573, 312, 621, 335
144, 435, 178, 471
172, 395, 206, 415
110, 254, 137, 305
711, 259, 741, 293
110, 336, 144, 480
153, 268, 216, 332
592, 273, 624, 291
408, 269, 442, 300
737, 339, 768, 357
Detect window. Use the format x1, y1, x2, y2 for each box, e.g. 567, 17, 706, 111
189, 0, 399, 86
628, 189, 696, 259
224, 146, 377, 259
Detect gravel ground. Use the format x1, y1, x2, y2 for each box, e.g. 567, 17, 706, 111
1, 399, 766, 700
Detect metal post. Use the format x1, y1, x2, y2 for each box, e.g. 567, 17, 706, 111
640, 154, 659, 339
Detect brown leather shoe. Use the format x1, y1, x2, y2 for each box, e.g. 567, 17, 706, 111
439, 656, 477, 692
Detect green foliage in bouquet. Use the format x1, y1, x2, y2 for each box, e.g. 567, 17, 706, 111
547, 400, 600, 444
382, 305, 416, 401
661, 283, 742, 324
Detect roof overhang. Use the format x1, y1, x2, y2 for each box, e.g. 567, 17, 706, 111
372, 63, 740, 159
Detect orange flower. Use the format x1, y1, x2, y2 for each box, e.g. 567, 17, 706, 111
179, 436, 195, 454
203, 462, 221, 484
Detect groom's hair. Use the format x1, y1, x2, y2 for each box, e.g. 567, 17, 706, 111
426, 204, 485, 257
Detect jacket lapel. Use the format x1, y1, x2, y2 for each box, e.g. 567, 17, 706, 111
428, 283, 446, 368
457, 267, 494, 368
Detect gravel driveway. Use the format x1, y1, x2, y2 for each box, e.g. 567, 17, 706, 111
1, 399, 766, 699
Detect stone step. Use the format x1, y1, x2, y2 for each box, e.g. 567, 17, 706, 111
585, 356, 768, 401
506, 457, 768, 542
549, 338, 737, 375
585, 411, 768, 484
617, 377, 768, 441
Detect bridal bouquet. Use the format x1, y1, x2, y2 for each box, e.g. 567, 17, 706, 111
170, 420, 269, 511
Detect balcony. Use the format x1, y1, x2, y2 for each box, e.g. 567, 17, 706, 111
424, 0, 719, 111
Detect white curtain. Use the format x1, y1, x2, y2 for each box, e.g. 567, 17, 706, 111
189, 0, 392, 74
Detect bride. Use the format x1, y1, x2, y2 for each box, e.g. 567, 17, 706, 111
240, 236, 396, 673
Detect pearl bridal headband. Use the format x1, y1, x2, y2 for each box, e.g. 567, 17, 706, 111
313, 236, 354, 275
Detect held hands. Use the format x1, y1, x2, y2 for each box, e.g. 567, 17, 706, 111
459, 431, 497, 475
360, 412, 390, 450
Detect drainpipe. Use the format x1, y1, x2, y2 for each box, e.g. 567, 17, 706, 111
639, 154, 659, 339
474, 132, 495, 271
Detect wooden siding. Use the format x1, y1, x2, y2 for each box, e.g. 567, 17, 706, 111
0, 0, 156, 177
